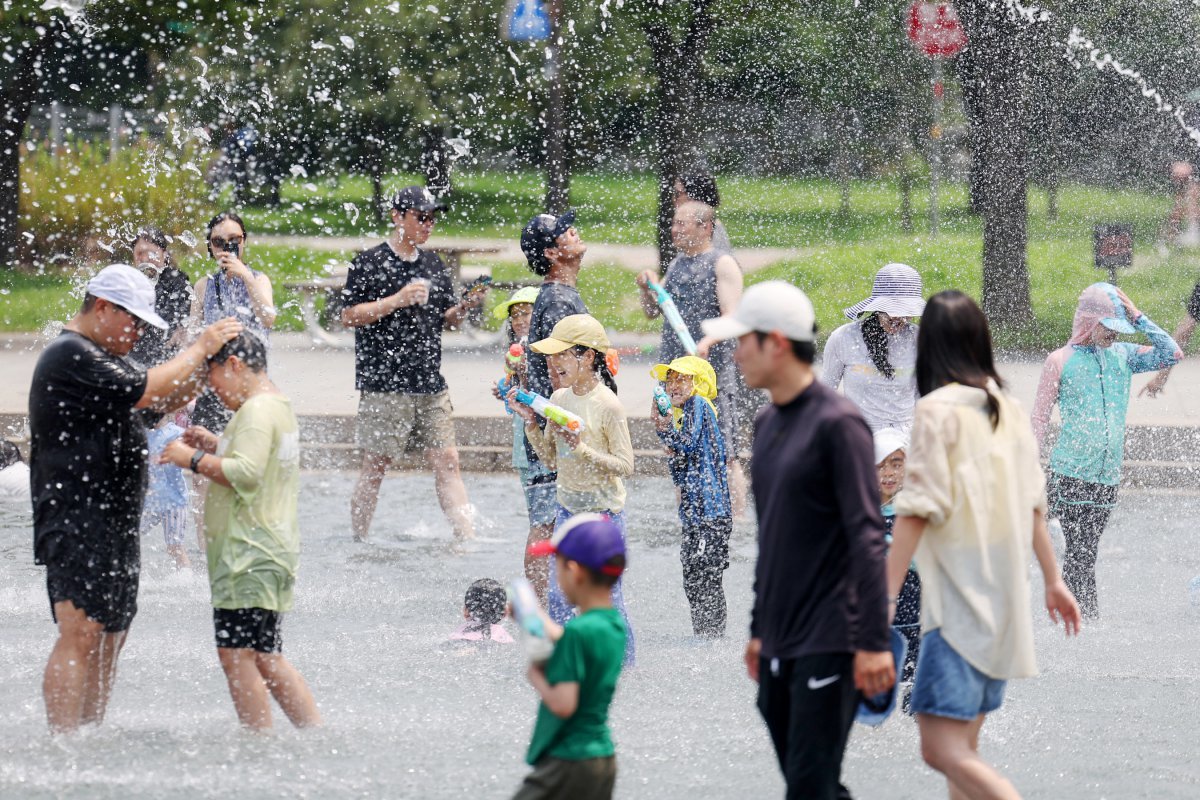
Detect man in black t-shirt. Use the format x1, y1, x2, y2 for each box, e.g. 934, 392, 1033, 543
703, 281, 893, 800
340, 186, 485, 543
30, 264, 240, 733
1141, 279, 1200, 398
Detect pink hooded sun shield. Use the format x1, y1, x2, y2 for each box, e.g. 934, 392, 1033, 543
1068, 283, 1136, 346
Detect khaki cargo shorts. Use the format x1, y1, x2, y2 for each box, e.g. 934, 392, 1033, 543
356, 390, 456, 458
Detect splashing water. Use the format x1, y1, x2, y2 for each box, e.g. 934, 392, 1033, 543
1005, 0, 1200, 148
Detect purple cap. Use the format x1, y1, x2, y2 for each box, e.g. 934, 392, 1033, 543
527, 512, 626, 576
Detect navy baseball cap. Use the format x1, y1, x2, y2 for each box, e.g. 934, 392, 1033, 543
392, 185, 448, 213
527, 512, 625, 576
855, 627, 909, 727
520, 210, 576, 274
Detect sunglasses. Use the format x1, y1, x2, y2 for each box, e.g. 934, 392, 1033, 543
210, 236, 244, 250
111, 304, 150, 334
409, 211, 437, 224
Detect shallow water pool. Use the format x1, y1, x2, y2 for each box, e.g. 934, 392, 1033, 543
1, 474, 1197, 798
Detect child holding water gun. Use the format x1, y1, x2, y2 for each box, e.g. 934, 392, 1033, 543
141, 410, 193, 570
493, 287, 559, 604
513, 513, 628, 800
649, 355, 732, 638
874, 427, 921, 708
508, 314, 636, 666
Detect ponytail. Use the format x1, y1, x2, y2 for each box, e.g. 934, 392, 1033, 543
572, 345, 618, 394
861, 313, 895, 380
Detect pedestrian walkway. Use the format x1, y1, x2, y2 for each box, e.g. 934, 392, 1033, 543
6, 332, 1200, 485
257, 234, 805, 275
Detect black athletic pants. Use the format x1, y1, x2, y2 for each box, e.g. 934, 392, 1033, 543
1050, 473, 1117, 620
757, 652, 858, 800
681, 517, 732, 637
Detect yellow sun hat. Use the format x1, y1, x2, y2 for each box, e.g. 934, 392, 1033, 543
650, 355, 717, 400
491, 285, 540, 321
530, 314, 611, 355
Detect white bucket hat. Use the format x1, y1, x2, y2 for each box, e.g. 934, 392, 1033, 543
843, 263, 925, 321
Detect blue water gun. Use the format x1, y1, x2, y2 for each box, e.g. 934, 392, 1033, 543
653, 385, 673, 416
508, 578, 554, 662
647, 279, 698, 355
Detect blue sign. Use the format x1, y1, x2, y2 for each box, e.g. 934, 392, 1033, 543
507, 0, 550, 42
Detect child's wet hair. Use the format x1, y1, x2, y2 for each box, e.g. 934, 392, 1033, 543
464, 578, 506, 625
208, 332, 269, 372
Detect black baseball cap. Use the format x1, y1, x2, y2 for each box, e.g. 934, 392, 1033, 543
392, 185, 448, 213
520, 210, 576, 275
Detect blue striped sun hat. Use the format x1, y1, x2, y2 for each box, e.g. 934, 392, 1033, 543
843, 263, 926, 321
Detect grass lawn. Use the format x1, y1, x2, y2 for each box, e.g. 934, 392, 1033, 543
4, 171, 1199, 356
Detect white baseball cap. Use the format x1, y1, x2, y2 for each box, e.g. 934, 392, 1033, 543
701, 280, 816, 343
86, 264, 169, 330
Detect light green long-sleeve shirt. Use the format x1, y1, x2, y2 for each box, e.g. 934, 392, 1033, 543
204, 393, 301, 611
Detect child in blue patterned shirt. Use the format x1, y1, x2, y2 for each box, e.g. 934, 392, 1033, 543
652, 355, 731, 637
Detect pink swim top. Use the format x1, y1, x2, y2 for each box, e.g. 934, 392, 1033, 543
448, 621, 515, 644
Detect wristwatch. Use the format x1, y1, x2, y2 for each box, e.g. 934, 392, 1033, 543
189, 450, 205, 473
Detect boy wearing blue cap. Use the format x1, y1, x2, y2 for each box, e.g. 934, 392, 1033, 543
514, 513, 628, 800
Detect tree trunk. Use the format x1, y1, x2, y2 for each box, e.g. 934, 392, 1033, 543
0, 29, 55, 268
956, 3, 1033, 329
422, 124, 450, 197
543, 0, 570, 214
642, 0, 718, 273
836, 109, 854, 218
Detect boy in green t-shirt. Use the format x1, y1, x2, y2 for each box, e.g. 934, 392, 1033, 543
161, 333, 320, 732
516, 513, 628, 800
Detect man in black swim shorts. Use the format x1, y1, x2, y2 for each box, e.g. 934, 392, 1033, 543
29, 264, 240, 733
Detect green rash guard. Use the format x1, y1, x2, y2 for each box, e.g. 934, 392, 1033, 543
526, 607, 626, 765
204, 393, 301, 611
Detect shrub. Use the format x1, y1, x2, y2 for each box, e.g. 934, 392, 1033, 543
19, 138, 215, 266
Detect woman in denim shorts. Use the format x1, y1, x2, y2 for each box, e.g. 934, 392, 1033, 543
883, 291, 1082, 798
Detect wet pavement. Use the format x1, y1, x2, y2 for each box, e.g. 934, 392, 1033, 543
1, 474, 1199, 798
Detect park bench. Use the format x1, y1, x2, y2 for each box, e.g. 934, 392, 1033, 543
283, 244, 538, 346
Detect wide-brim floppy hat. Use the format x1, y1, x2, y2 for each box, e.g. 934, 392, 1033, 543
843, 263, 926, 321
650, 355, 718, 401
492, 285, 541, 321
530, 313, 611, 355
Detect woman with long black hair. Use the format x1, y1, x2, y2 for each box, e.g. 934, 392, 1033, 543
885, 290, 1080, 799
821, 263, 924, 432
127, 225, 192, 368
189, 211, 275, 434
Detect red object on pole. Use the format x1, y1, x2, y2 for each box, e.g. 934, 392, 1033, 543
907, 1, 967, 59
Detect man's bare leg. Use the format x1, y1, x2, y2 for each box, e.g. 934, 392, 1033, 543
350, 452, 390, 542
80, 628, 127, 725
256, 653, 321, 728
43, 601, 105, 733
524, 522, 554, 605
426, 447, 475, 540
217, 647, 273, 731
